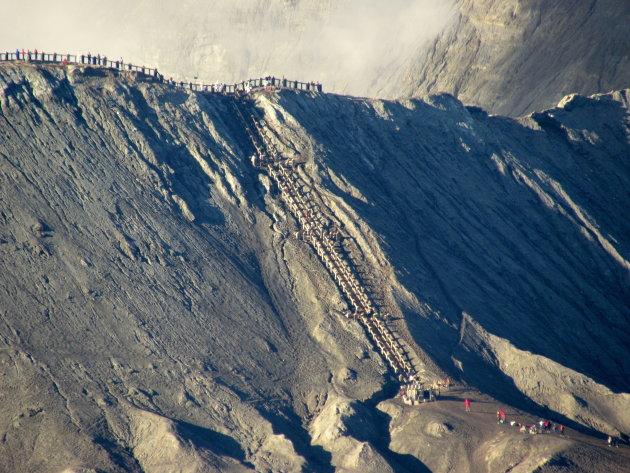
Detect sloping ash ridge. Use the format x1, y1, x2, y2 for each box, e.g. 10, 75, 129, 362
0, 62, 629, 472
400, 0, 630, 117
251, 87, 630, 432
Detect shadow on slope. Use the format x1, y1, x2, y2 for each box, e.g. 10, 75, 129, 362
175, 419, 254, 468
272, 90, 630, 396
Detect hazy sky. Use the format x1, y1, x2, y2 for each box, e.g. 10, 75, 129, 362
2, 0, 455, 96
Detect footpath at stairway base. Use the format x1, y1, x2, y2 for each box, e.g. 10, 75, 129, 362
232, 94, 418, 385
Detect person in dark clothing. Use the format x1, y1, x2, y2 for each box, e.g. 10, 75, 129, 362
87, 53, 91, 63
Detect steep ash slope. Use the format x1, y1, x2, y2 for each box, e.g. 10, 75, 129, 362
258, 89, 630, 434
401, 0, 630, 116
0, 64, 390, 473
0, 63, 629, 472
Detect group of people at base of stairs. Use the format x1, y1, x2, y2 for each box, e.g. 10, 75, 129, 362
498, 413, 566, 436
1, 49, 323, 95
469, 401, 626, 448
399, 376, 452, 406
403, 389, 625, 448
464, 400, 567, 435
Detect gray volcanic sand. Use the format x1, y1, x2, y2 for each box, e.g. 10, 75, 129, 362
0, 62, 628, 472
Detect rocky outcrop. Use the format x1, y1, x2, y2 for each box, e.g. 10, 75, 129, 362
1, 62, 629, 471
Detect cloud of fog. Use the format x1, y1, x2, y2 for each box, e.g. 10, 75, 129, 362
1, 0, 454, 97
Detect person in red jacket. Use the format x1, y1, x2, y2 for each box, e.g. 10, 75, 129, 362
464, 398, 471, 412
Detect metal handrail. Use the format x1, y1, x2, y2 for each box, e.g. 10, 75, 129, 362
0, 50, 323, 95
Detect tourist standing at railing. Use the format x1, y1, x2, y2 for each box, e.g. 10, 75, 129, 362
0, 50, 322, 96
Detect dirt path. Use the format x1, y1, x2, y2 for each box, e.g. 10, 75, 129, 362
384, 385, 630, 473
